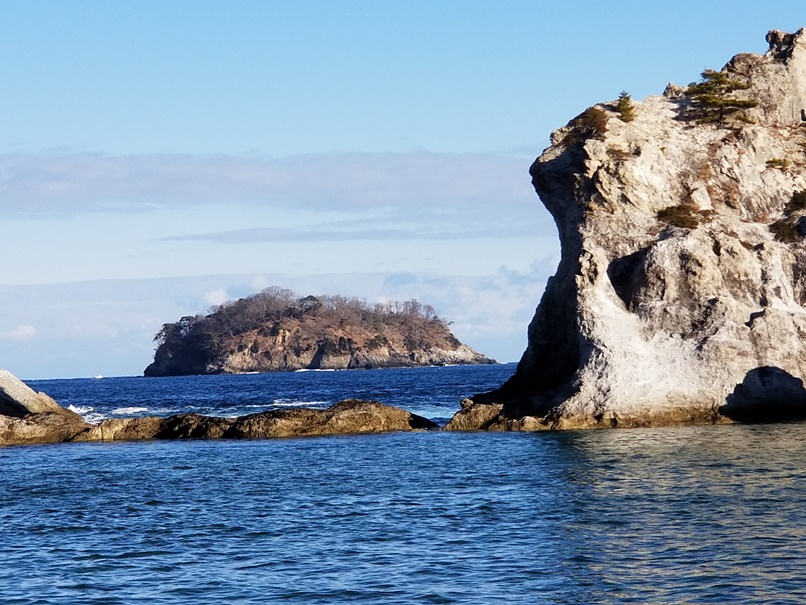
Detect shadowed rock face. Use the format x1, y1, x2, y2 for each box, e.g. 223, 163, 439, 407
720, 367, 806, 422
0, 369, 77, 418
449, 29, 806, 431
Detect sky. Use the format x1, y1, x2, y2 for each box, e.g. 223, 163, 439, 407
2, 1, 806, 379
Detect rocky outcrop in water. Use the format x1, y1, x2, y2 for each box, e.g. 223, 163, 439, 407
0, 370, 92, 445
145, 289, 493, 376
449, 29, 806, 431
0, 367, 437, 446
73, 400, 437, 442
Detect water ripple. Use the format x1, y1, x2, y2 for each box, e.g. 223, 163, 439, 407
3, 371, 806, 602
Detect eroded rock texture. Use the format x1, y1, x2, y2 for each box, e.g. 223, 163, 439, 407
449, 29, 806, 430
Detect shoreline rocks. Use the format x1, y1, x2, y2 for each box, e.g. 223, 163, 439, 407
72, 400, 437, 443
0, 370, 93, 445
0, 369, 438, 446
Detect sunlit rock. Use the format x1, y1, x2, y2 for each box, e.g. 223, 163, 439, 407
451, 29, 806, 430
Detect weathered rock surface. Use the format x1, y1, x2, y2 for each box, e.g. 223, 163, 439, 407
0, 370, 92, 445
0, 369, 73, 417
450, 29, 806, 430
0, 412, 93, 446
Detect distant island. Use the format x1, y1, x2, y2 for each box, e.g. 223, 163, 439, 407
144, 287, 494, 376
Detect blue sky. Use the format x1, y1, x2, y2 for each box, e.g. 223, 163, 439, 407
2, 1, 805, 378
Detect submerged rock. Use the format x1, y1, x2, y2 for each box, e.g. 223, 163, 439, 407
451, 29, 806, 430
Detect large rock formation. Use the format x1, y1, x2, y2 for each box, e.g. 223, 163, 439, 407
145, 289, 493, 376
449, 29, 806, 430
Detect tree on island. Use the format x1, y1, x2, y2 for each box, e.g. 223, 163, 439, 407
685, 69, 758, 124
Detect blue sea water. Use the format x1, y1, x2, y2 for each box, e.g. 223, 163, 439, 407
3, 365, 806, 603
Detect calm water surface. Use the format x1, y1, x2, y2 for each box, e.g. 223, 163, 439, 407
2, 367, 806, 603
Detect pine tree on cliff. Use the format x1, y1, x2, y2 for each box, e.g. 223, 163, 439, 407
616, 90, 636, 122
685, 69, 758, 124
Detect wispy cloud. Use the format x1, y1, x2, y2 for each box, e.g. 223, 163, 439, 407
0, 150, 539, 217
4, 324, 37, 341
204, 288, 230, 307
161, 221, 541, 244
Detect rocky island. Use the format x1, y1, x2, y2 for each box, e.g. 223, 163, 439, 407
145, 287, 493, 376
449, 29, 806, 431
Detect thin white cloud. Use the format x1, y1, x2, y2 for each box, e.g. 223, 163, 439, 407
6, 324, 36, 341
161, 222, 541, 244
0, 150, 538, 217
204, 288, 230, 307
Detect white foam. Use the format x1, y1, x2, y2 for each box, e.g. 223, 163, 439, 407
68, 404, 106, 424
111, 406, 149, 415
272, 399, 329, 407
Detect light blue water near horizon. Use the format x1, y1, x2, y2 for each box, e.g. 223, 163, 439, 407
4, 365, 806, 603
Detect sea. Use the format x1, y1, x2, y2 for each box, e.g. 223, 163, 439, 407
3, 363, 806, 604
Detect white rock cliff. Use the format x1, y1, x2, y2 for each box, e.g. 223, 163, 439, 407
448, 29, 806, 430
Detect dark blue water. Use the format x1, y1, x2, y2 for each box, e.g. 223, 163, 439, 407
4, 366, 806, 603
27, 364, 514, 426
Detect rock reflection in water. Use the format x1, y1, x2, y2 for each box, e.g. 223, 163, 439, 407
544, 424, 806, 602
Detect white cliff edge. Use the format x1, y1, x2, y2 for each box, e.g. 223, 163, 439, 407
448, 29, 806, 430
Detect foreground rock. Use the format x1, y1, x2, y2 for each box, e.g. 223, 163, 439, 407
450, 29, 806, 430
0, 369, 73, 417
0, 370, 92, 445
73, 400, 437, 442
0, 370, 438, 446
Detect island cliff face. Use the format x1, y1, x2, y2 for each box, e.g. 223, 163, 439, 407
448, 29, 806, 431
145, 289, 493, 376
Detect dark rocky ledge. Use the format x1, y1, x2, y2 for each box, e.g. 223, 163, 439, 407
0, 370, 436, 447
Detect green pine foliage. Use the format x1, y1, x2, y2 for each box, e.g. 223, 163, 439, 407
616, 90, 636, 122
685, 69, 758, 124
